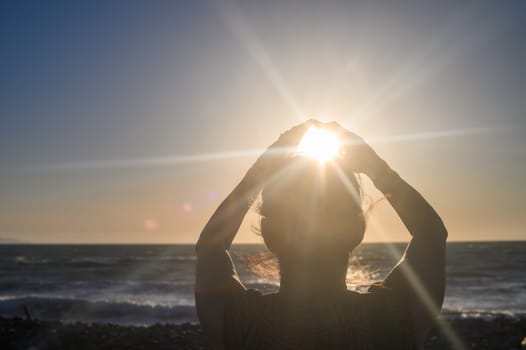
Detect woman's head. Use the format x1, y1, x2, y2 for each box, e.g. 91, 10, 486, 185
259, 156, 365, 257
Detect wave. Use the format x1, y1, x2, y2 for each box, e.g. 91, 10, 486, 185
441, 308, 526, 320
0, 279, 195, 293
0, 297, 197, 325
1, 296, 524, 326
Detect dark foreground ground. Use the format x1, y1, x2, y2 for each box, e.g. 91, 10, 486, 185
1, 316, 525, 350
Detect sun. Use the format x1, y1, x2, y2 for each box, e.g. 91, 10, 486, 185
297, 126, 341, 163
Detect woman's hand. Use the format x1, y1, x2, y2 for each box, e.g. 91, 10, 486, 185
244, 119, 320, 187
324, 121, 389, 181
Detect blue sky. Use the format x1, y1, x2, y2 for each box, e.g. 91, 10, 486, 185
1, 0, 525, 243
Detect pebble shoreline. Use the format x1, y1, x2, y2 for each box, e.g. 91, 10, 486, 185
1, 316, 525, 349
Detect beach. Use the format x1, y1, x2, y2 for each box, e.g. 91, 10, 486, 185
1, 316, 525, 350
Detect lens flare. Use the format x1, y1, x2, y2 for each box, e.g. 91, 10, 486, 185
297, 126, 341, 162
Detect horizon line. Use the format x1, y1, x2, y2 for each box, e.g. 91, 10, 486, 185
1, 239, 525, 245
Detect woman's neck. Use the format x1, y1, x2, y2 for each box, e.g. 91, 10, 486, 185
277, 251, 350, 301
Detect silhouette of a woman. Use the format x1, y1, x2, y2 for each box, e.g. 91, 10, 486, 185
196, 120, 447, 349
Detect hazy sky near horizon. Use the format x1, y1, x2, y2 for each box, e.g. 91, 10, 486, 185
1, 0, 525, 243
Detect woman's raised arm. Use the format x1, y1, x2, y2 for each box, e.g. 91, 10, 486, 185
195, 174, 254, 349
327, 122, 447, 346
372, 164, 447, 341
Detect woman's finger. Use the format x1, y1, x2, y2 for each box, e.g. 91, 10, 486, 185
277, 119, 319, 144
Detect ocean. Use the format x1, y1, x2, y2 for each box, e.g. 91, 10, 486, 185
0, 242, 524, 325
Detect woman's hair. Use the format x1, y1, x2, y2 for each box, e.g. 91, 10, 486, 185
258, 156, 366, 256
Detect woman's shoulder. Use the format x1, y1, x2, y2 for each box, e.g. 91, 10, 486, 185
225, 284, 410, 321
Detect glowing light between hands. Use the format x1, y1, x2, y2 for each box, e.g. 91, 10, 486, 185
297, 126, 341, 163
